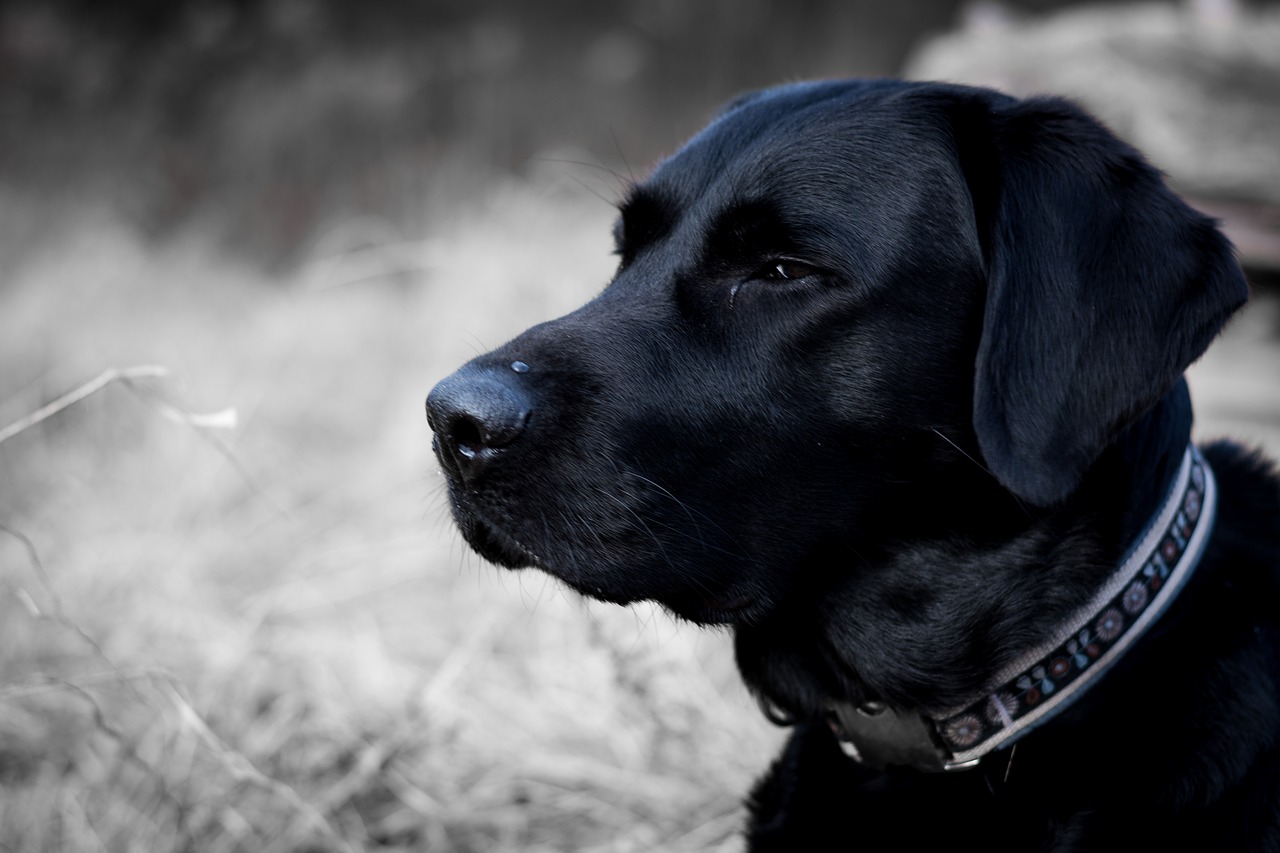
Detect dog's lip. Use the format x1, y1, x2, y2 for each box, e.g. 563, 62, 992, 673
463, 508, 545, 569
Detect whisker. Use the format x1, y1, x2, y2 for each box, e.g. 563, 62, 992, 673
615, 466, 748, 558
590, 486, 721, 600
930, 427, 1031, 517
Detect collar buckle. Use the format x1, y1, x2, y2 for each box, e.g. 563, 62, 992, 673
826, 702, 978, 773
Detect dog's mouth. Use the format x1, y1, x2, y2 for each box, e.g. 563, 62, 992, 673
454, 505, 544, 570
433, 412, 778, 625
450, 493, 767, 625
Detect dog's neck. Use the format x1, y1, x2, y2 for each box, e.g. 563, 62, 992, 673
824, 381, 1215, 772
1105, 380, 1194, 551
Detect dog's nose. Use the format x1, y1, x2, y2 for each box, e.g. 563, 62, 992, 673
426, 367, 531, 483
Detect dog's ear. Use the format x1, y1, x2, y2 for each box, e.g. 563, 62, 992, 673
953, 94, 1248, 506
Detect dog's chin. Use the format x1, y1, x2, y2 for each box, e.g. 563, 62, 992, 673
660, 592, 769, 626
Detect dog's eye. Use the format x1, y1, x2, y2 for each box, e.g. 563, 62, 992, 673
756, 259, 818, 282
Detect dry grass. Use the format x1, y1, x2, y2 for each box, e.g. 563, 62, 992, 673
0, 175, 782, 852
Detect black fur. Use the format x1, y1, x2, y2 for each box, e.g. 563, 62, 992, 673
426, 80, 1280, 849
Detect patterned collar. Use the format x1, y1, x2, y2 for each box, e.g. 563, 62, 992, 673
826, 443, 1218, 772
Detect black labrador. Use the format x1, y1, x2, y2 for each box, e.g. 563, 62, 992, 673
426, 80, 1280, 849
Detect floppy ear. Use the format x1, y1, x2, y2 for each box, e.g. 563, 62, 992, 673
959, 95, 1248, 506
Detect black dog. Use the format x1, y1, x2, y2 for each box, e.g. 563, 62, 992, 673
426, 80, 1280, 849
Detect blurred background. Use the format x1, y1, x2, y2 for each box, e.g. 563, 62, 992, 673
1, 1, 1277, 850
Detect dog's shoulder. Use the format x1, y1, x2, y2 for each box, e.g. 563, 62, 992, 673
1202, 440, 1280, 565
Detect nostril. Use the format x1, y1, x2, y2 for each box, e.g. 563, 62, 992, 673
426, 367, 533, 481
450, 414, 485, 454
444, 407, 528, 455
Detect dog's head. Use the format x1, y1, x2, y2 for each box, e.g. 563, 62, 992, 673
427, 80, 1246, 711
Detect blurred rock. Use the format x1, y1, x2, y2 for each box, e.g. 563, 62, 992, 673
906, 0, 1280, 270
